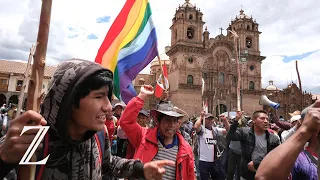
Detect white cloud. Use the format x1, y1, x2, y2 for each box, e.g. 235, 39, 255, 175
0, 0, 319, 94
262, 51, 320, 93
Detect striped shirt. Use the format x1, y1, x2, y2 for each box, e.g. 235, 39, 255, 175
153, 140, 178, 180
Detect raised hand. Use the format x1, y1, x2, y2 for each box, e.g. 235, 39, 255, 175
236, 110, 242, 121
138, 85, 154, 100
200, 111, 205, 119
300, 100, 320, 136
0, 110, 47, 164
219, 114, 227, 121
143, 160, 175, 180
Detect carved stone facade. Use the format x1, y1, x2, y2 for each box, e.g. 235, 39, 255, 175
164, 0, 267, 117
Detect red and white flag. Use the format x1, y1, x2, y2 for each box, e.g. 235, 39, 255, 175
155, 63, 169, 98
203, 99, 208, 113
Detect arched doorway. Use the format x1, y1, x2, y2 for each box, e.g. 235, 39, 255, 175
216, 104, 227, 117
0, 94, 6, 106
9, 95, 18, 105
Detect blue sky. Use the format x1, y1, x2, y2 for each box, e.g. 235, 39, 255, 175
87, 34, 98, 40
282, 50, 319, 63
96, 16, 111, 23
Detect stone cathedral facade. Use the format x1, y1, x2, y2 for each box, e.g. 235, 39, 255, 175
166, 0, 264, 116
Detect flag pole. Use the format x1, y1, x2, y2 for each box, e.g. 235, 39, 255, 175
157, 55, 166, 90
20, 0, 52, 179
295, 61, 303, 110
229, 30, 241, 111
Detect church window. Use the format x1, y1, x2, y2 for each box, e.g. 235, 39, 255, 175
219, 72, 225, 84
247, 25, 250, 30
250, 65, 254, 71
246, 37, 252, 48
174, 29, 177, 40
188, 57, 193, 64
189, 14, 193, 20
187, 27, 194, 39
200, 16, 202, 21
182, 13, 184, 17
187, 75, 193, 84
249, 81, 255, 90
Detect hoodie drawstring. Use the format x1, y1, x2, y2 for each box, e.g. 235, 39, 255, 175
69, 147, 73, 180
90, 137, 93, 180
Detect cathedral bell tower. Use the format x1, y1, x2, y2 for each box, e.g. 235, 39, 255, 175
227, 9, 261, 56
170, 0, 205, 48
227, 9, 266, 111
166, 0, 206, 117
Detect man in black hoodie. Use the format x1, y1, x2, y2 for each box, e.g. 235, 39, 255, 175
0, 59, 174, 180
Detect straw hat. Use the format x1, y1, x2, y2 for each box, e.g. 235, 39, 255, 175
288, 110, 301, 117
174, 106, 189, 123
150, 102, 185, 120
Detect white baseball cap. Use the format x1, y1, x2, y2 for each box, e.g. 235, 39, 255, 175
290, 115, 301, 123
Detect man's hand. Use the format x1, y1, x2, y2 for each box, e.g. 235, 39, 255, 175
200, 111, 205, 119
138, 85, 154, 101
0, 110, 47, 164
143, 160, 175, 180
236, 111, 242, 121
269, 109, 279, 123
300, 101, 320, 136
112, 135, 117, 140
247, 161, 256, 172
296, 120, 302, 129
219, 115, 227, 122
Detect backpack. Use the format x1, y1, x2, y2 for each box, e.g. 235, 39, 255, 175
32, 125, 107, 180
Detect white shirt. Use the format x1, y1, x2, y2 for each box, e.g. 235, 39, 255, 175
198, 126, 224, 162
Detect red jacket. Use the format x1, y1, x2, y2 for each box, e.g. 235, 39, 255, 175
120, 97, 195, 180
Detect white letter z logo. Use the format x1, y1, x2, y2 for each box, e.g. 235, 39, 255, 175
19, 126, 50, 165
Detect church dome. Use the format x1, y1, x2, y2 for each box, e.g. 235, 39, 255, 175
266, 80, 279, 91
181, 0, 194, 8
150, 53, 170, 67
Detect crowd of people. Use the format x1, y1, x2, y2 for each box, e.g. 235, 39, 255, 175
0, 59, 319, 180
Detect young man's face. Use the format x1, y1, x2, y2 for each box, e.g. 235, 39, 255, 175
158, 115, 179, 138
114, 106, 123, 116
137, 114, 148, 127
253, 113, 269, 131
71, 86, 112, 132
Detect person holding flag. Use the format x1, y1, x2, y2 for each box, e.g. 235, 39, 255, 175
120, 85, 195, 180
